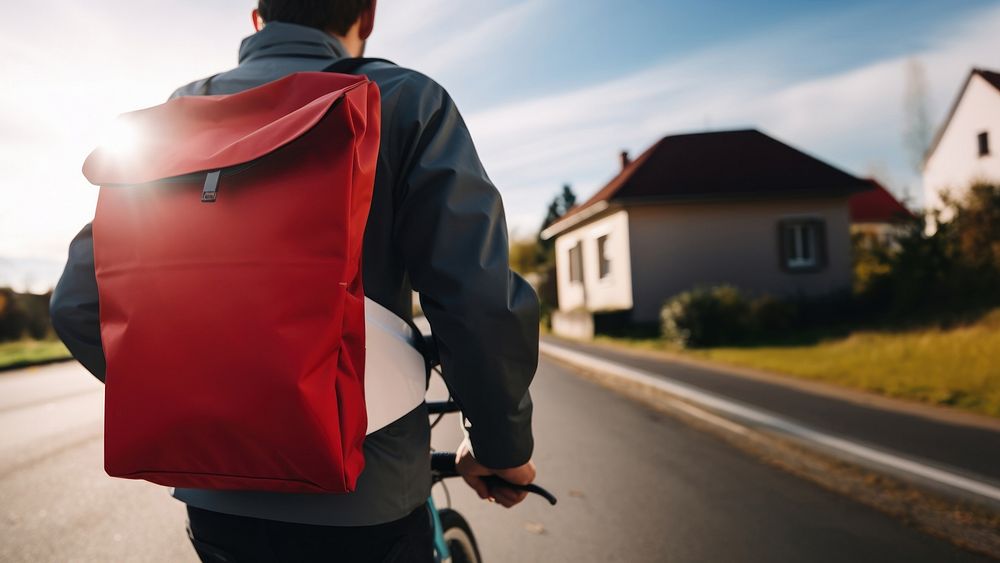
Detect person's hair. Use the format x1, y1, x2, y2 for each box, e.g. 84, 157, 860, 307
257, 0, 371, 35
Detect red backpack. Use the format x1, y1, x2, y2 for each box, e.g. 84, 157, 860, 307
81, 70, 380, 493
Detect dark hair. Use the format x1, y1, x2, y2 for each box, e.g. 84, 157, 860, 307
257, 0, 371, 35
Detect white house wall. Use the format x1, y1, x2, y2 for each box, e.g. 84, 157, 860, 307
554, 209, 633, 314
924, 74, 1000, 212
627, 198, 853, 323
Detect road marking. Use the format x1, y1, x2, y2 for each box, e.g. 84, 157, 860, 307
540, 341, 1000, 504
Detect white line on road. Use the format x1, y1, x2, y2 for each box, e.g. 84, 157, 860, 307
540, 341, 1000, 504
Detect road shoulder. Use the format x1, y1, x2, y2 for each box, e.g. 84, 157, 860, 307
550, 334, 1000, 433
540, 338, 1000, 559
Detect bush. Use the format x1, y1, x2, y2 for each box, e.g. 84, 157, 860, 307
0, 288, 54, 342
661, 285, 752, 348
851, 232, 893, 295
854, 183, 1000, 320
948, 182, 1000, 279
749, 295, 798, 334
660, 287, 851, 348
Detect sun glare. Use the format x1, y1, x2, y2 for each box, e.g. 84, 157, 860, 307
98, 118, 142, 157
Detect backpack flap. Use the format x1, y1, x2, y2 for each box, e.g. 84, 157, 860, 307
83, 72, 370, 187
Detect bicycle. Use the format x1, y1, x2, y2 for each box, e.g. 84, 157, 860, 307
419, 338, 556, 563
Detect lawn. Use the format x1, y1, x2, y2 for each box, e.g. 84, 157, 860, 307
601, 309, 1000, 418
0, 339, 72, 371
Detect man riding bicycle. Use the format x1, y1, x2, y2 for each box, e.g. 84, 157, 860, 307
50, 1, 539, 561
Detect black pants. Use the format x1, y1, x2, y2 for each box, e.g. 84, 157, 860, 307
186, 504, 434, 563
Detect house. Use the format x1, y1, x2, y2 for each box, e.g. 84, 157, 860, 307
540, 129, 871, 339
849, 179, 915, 247
923, 68, 1000, 215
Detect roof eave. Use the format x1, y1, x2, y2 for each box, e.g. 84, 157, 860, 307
539, 200, 611, 240
614, 185, 870, 207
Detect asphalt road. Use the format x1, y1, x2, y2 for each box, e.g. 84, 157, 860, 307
545, 335, 1000, 482
0, 360, 991, 562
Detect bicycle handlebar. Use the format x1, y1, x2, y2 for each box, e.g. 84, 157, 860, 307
430, 452, 557, 506
427, 400, 462, 415
424, 357, 555, 507
420, 334, 439, 367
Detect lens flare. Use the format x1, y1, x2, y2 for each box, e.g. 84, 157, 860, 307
98, 119, 141, 156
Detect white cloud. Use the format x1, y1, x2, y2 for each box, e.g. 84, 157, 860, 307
368, 0, 460, 49
404, 1, 541, 76
463, 2, 1000, 236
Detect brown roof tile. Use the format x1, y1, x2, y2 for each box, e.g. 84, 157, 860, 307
977, 68, 1000, 92
545, 129, 868, 236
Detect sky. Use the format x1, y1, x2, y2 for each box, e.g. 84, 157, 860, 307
2, 0, 999, 291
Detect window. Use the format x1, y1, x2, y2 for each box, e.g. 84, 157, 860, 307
978, 131, 990, 157
779, 219, 826, 272
568, 242, 583, 283
597, 235, 611, 279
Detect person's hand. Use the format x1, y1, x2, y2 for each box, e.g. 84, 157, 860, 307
455, 439, 536, 508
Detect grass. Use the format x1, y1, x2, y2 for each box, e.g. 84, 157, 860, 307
597, 309, 1000, 418
0, 339, 72, 371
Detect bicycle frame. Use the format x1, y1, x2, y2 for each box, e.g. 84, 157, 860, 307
428, 495, 451, 562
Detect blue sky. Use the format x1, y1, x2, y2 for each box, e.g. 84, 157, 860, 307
2, 0, 999, 290
412, 0, 986, 106
374, 0, 1000, 234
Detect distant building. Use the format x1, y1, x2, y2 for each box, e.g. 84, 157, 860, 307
540, 129, 871, 339
849, 179, 915, 247
923, 68, 1000, 215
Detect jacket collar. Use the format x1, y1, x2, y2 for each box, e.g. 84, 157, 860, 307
238, 22, 349, 64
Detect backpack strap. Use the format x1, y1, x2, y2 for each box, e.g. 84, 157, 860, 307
324, 57, 436, 381
322, 57, 395, 75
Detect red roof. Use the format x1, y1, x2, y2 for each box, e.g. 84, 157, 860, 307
544, 129, 869, 237
849, 180, 914, 223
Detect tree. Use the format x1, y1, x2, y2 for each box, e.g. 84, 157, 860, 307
902, 58, 933, 175
538, 184, 577, 252
509, 184, 578, 275
509, 238, 543, 276
505, 184, 578, 321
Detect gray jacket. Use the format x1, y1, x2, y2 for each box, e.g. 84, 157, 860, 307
50, 22, 538, 526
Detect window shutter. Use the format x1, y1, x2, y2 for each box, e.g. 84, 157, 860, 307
813, 219, 828, 269
777, 220, 791, 271
568, 242, 584, 283
597, 235, 611, 278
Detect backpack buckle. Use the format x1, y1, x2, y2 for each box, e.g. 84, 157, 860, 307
201, 170, 221, 203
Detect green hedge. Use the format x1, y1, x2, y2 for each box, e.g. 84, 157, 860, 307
855, 182, 1000, 319
0, 288, 54, 342
659, 286, 807, 348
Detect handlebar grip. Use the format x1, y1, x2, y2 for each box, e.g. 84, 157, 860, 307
430, 451, 458, 475
430, 451, 558, 506
482, 476, 558, 506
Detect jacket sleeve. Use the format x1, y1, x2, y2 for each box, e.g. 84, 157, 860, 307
392, 77, 539, 469
50, 223, 106, 382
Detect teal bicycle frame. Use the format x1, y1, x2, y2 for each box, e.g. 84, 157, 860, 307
428, 495, 450, 562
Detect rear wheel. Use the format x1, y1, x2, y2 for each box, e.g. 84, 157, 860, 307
438, 509, 481, 563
